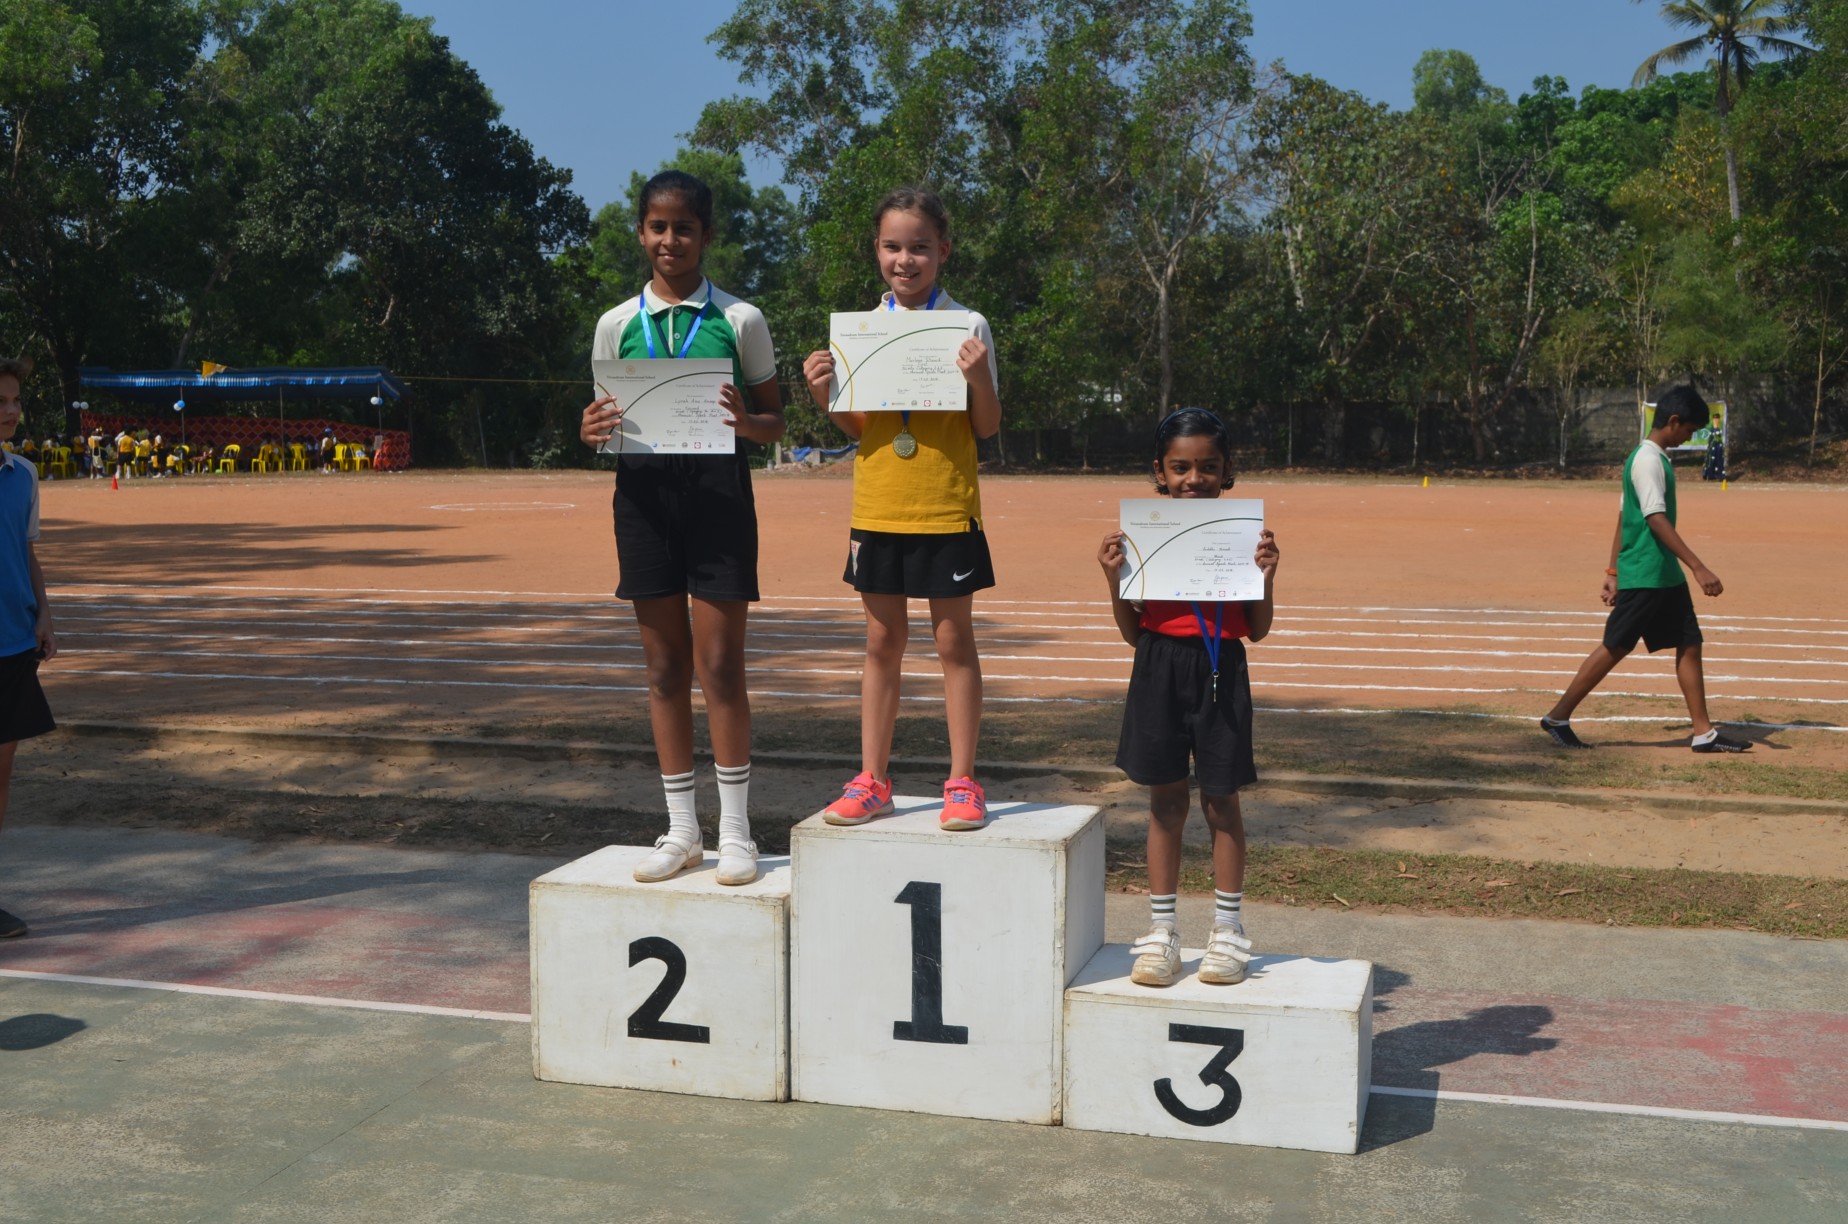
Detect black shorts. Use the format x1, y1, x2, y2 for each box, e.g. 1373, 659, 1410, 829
1115, 631, 1256, 795
844, 525, 995, 598
1603, 584, 1701, 654
612, 456, 759, 602
0, 648, 55, 744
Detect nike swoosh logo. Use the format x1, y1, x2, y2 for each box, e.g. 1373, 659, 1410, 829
952, 569, 975, 582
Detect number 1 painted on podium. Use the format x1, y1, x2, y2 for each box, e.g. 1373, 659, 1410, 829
892, 881, 969, 1045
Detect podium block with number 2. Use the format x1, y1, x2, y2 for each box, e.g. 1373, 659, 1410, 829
530, 845, 792, 1102
791, 799, 1105, 1124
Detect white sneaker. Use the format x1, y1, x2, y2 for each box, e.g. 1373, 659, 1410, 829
1129, 924, 1182, 987
632, 834, 702, 883
1199, 921, 1252, 985
714, 838, 758, 886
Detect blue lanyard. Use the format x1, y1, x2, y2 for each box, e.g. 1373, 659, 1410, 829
1190, 601, 1224, 702
887, 287, 940, 433
638, 281, 712, 359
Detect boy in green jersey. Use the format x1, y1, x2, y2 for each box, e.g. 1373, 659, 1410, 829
1541, 386, 1749, 753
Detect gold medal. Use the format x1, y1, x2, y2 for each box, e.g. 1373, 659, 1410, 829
893, 429, 918, 458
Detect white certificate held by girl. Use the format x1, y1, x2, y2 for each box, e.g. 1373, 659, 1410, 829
1118, 498, 1266, 602
826, 310, 973, 413
591, 357, 736, 455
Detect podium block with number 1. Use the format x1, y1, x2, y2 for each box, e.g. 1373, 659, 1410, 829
790, 799, 1105, 1125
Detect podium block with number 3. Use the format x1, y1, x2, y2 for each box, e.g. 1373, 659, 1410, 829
790, 799, 1105, 1124
1062, 945, 1373, 1153
530, 845, 792, 1101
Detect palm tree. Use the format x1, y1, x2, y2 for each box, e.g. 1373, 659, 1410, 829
1631, 1, 1811, 222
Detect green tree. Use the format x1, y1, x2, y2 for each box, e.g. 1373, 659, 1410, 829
0, 0, 207, 423
1631, 0, 1810, 221
1254, 75, 1431, 459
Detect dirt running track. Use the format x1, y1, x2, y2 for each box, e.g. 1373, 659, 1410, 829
33, 467, 1847, 746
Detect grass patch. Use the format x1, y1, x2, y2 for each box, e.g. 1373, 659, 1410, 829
1102, 841, 1848, 940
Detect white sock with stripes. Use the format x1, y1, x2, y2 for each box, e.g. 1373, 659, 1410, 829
1215, 890, 1243, 929
1150, 893, 1178, 930
661, 770, 699, 848
715, 762, 752, 847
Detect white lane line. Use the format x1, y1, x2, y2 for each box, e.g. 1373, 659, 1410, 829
63, 645, 1848, 697
50, 664, 1848, 708
45, 668, 1108, 705
5, 968, 1840, 1132
1368, 1085, 1848, 1133
53, 584, 1848, 627
55, 631, 1847, 682
1253, 707, 1846, 733
0, 968, 528, 1022
59, 598, 1848, 653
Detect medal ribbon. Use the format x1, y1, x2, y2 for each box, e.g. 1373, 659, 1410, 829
886, 286, 940, 442
638, 280, 713, 359
1190, 600, 1224, 704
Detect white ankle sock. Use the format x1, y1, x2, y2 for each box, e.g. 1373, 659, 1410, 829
1692, 728, 1719, 746
1216, 890, 1243, 927
661, 770, 698, 847
716, 761, 751, 846
1150, 894, 1178, 929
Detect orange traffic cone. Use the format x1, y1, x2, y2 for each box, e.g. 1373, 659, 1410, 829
111, 474, 118, 490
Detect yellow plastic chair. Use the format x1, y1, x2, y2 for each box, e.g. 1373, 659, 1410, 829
251, 444, 277, 474
350, 447, 372, 472
48, 447, 76, 480
333, 443, 352, 472
134, 442, 152, 476
288, 444, 308, 471
217, 443, 241, 474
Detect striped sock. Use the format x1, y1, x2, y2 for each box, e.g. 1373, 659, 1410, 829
661, 770, 698, 848
1150, 893, 1178, 930
715, 761, 752, 847
1215, 890, 1243, 928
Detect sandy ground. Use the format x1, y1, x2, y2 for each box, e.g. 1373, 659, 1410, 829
16, 733, 1846, 879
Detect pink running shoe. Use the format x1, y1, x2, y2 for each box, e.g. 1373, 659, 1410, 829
940, 776, 988, 831
820, 771, 894, 826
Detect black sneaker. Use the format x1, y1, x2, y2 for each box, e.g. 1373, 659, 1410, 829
1692, 733, 1751, 754
1539, 718, 1590, 749
0, 908, 26, 938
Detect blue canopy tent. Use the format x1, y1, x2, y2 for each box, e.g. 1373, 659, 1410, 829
79, 366, 406, 402
79, 366, 408, 460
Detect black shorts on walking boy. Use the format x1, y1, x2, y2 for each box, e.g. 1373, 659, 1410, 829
1115, 631, 1256, 795
1602, 583, 1701, 655
0, 648, 55, 744
844, 524, 995, 599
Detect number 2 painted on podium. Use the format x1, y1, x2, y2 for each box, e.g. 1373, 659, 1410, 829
1154, 1023, 1244, 1126
626, 936, 710, 1043
892, 881, 969, 1045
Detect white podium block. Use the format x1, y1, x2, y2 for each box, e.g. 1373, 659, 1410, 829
530, 845, 791, 1101
791, 799, 1105, 1125
1063, 946, 1373, 1153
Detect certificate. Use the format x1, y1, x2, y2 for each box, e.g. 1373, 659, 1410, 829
592, 358, 734, 455
1118, 498, 1265, 602
828, 310, 972, 413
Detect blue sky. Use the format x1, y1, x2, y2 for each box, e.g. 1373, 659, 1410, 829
407, 0, 1691, 213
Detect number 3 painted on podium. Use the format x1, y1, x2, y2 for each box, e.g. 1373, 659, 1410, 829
627, 936, 711, 1043
1154, 1023, 1244, 1126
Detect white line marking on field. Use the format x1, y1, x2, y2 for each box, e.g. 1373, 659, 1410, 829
51, 584, 1848, 630
0, 968, 528, 1022
55, 631, 1845, 686
426, 501, 577, 512
1368, 1085, 1848, 1133
6, 968, 1840, 1132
